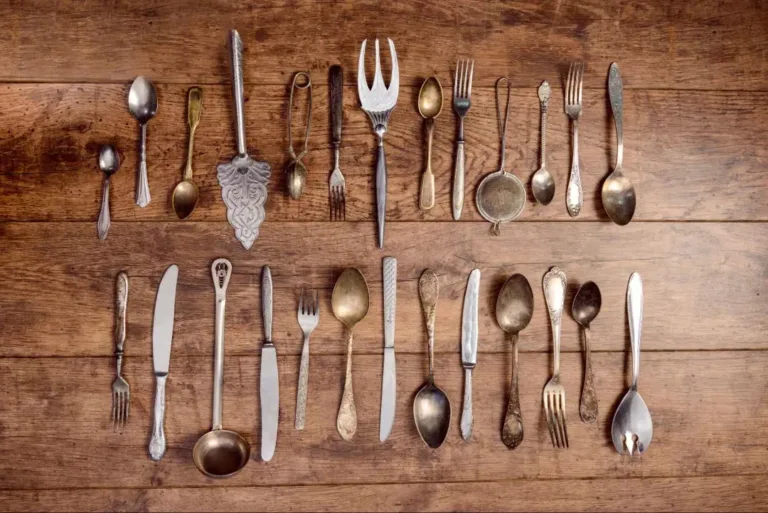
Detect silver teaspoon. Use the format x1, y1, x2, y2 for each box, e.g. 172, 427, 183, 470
531, 81, 555, 205
611, 273, 652, 455
97, 145, 120, 240
128, 76, 157, 208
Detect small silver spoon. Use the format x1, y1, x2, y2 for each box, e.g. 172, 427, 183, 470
97, 145, 120, 240
572, 281, 601, 423
128, 76, 158, 208
531, 81, 555, 205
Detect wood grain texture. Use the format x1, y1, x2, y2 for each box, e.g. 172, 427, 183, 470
1, 352, 767, 489
1, 222, 766, 357
0, 0, 765, 89
1, 84, 767, 222
2, 476, 768, 512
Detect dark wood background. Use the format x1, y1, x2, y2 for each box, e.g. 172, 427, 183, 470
1, 1, 767, 511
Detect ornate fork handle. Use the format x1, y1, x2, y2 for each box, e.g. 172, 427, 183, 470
114, 272, 128, 375
566, 121, 582, 217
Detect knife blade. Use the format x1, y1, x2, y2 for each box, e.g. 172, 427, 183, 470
149, 264, 179, 461
379, 257, 397, 442
260, 265, 279, 462
460, 268, 480, 441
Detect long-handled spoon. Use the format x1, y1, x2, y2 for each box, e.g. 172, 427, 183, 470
572, 281, 601, 423
97, 145, 120, 240
172, 87, 202, 219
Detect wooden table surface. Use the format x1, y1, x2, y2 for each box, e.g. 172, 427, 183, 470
1, 1, 767, 511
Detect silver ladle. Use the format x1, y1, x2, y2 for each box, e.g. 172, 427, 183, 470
476, 77, 525, 235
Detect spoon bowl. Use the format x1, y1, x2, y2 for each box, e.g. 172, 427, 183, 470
611, 389, 652, 455
572, 281, 602, 327
531, 168, 555, 206
172, 180, 200, 220
418, 77, 443, 119
99, 145, 120, 176
286, 161, 308, 200
413, 384, 451, 448
573, 281, 602, 423
331, 268, 370, 328
192, 428, 251, 479
128, 77, 158, 123
602, 169, 636, 226
417, 77, 443, 210
496, 274, 534, 449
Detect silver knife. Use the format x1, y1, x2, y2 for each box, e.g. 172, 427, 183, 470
460, 268, 480, 441
149, 264, 179, 461
260, 265, 279, 461
379, 257, 397, 442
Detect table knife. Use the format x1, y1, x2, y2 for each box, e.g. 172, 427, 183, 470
149, 264, 179, 461
460, 269, 480, 441
379, 257, 397, 442
260, 265, 279, 462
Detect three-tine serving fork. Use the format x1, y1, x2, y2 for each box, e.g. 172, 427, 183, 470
329, 65, 346, 220
452, 59, 474, 220
357, 38, 399, 248
543, 267, 569, 448
111, 272, 130, 431
565, 62, 584, 217
295, 289, 320, 429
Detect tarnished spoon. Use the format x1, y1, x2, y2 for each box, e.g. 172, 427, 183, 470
418, 77, 443, 210
572, 281, 601, 423
97, 145, 120, 240
172, 87, 203, 219
128, 76, 157, 208
496, 274, 534, 449
531, 81, 555, 206
602, 63, 636, 225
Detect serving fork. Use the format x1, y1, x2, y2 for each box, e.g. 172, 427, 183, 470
329, 65, 346, 220
295, 289, 320, 430
452, 59, 474, 220
111, 272, 130, 431
565, 62, 584, 217
357, 38, 399, 248
543, 267, 568, 448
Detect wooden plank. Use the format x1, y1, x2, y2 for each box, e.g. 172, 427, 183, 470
0, 1, 765, 89
1, 476, 767, 512
1, 85, 767, 222
0, 352, 766, 489
1, 222, 766, 357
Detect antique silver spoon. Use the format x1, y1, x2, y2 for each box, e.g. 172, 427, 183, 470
531, 81, 555, 206
128, 76, 157, 208
97, 145, 120, 240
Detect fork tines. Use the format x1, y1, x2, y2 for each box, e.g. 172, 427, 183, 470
330, 186, 346, 221
543, 387, 569, 448
111, 380, 130, 432
454, 59, 474, 99
565, 61, 584, 112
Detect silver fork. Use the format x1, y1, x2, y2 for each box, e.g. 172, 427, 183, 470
111, 272, 130, 431
329, 65, 346, 220
357, 38, 399, 248
565, 62, 584, 217
543, 267, 568, 448
295, 289, 320, 429
452, 58, 474, 220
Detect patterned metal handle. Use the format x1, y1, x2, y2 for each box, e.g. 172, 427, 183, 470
420, 119, 435, 210
579, 326, 598, 423
452, 140, 465, 220
336, 328, 357, 440
627, 273, 643, 389
136, 124, 151, 207
566, 121, 582, 217
461, 368, 473, 440
184, 87, 203, 181
383, 257, 397, 348
97, 177, 111, 240
543, 267, 566, 376
330, 65, 343, 146
148, 374, 167, 460
230, 30, 247, 157
538, 81, 551, 170
608, 63, 624, 170
262, 266, 273, 343
295, 333, 310, 430
114, 272, 128, 364
502, 333, 524, 449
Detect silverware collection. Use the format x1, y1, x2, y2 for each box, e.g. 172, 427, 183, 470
95, 31, 636, 243
100, 29, 648, 477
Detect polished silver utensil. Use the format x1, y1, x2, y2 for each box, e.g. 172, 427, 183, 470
97, 145, 120, 240
295, 289, 319, 430
357, 38, 399, 248
217, 30, 271, 250
611, 273, 652, 455
128, 76, 157, 208
260, 266, 279, 461
332, 268, 370, 440
285, 72, 312, 200
149, 264, 179, 461
172, 87, 202, 220
414, 269, 451, 449
496, 274, 534, 450
572, 281, 601, 424
460, 269, 480, 441
380, 257, 397, 442
111, 272, 130, 431
418, 77, 443, 210
452, 59, 474, 220
565, 62, 584, 217
329, 65, 346, 221
476, 78, 526, 235
531, 81, 555, 206
193, 259, 251, 478
602, 63, 636, 225
542, 266, 568, 449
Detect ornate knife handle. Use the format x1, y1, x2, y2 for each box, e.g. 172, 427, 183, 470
149, 374, 167, 460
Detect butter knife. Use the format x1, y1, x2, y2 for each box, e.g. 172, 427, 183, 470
460, 269, 480, 441
379, 257, 397, 442
149, 264, 179, 461
260, 265, 279, 462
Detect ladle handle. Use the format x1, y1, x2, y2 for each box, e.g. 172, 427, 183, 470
148, 374, 167, 461
336, 328, 357, 440
608, 63, 624, 170
627, 273, 643, 390
211, 259, 232, 430
230, 30, 247, 157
